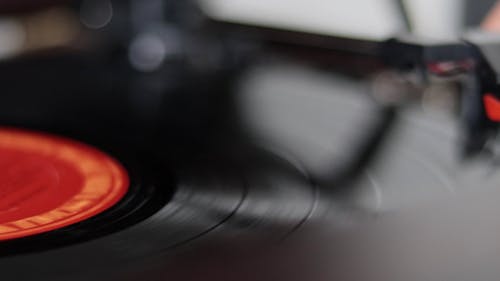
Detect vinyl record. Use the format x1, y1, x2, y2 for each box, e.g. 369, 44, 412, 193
0, 53, 318, 280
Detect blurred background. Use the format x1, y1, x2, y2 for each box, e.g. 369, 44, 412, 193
0, 0, 497, 60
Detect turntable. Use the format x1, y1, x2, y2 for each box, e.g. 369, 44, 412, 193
1, 1, 500, 281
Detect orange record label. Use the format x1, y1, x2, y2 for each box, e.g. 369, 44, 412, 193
0, 128, 129, 240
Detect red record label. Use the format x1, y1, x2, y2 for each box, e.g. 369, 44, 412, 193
0, 128, 129, 240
